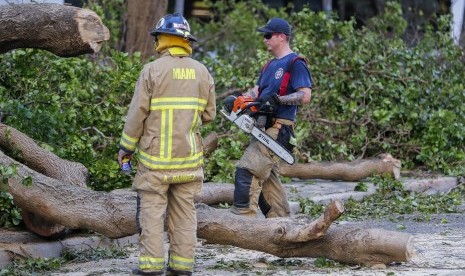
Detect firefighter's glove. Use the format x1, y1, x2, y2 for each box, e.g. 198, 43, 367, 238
223, 91, 241, 113
258, 94, 280, 113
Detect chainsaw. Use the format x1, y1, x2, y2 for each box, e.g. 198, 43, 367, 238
221, 95, 295, 165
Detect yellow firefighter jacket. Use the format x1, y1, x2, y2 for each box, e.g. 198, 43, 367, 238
120, 51, 216, 185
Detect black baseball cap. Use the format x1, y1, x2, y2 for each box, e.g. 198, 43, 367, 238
257, 18, 292, 36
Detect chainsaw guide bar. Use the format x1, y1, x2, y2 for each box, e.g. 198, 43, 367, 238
221, 108, 295, 165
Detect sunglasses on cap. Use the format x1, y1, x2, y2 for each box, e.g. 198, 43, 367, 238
264, 33, 278, 39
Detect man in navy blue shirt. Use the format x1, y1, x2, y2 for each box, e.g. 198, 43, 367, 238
227, 17, 313, 218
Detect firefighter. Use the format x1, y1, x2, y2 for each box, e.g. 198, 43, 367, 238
118, 13, 216, 276
226, 18, 313, 218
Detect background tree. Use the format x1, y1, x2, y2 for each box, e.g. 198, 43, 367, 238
85, 0, 167, 60
124, 0, 168, 60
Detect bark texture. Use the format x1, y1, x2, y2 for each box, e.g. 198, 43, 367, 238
202, 132, 218, 156
3, 150, 137, 238
125, 0, 167, 60
0, 123, 88, 186
195, 182, 233, 205
197, 205, 413, 266
280, 153, 402, 181
0, 123, 88, 238
0, 3, 109, 57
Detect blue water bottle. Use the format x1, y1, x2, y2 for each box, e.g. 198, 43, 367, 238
121, 158, 132, 175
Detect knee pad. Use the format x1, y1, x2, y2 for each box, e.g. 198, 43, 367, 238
233, 167, 253, 208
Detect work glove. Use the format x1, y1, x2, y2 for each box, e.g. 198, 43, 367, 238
258, 93, 281, 113
223, 91, 242, 113
117, 148, 133, 167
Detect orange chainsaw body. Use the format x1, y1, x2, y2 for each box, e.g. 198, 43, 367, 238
232, 95, 259, 113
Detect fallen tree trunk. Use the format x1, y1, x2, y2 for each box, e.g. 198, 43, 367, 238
280, 153, 402, 181
0, 123, 89, 238
0, 122, 217, 237
0, 3, 109, 57
0, 123, 221, 237
202, 132, 218, 156
2, 149, 413, 265
195, 182, 234, 205
0, 124, 400, 186
199, 132, 402, 181
3, 150, 138, 237
197, 205, 413, 266
0, 123, 88, 186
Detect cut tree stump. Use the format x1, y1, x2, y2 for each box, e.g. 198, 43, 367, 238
0, 3, 109, 57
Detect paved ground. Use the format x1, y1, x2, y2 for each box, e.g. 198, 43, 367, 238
1, 176, 464, 275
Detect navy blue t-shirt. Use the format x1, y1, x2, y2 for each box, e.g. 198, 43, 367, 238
257, 53, 313, 121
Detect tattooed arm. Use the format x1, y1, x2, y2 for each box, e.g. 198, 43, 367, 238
278, 87, 311, 105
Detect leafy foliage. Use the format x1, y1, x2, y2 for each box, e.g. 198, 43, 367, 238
62, 246, 129, 262
352, 175, 464, 219
0, 49, 142, 191
0, 191, 21, 228
298, 197, 325, 217
299, 175, 465, 220
84, 0, 126, 50
0, 164, 21, 227
313, 256, 336, 268
0, 257, 65, 276
0, 246, 129, 275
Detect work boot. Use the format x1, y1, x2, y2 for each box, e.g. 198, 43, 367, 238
229, 205, 257, 217
166, 267, 192, 276
131, 268, 164, 275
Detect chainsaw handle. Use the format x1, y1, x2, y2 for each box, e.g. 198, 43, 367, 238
245, 102, 261, 109
236, 101, 261, 116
